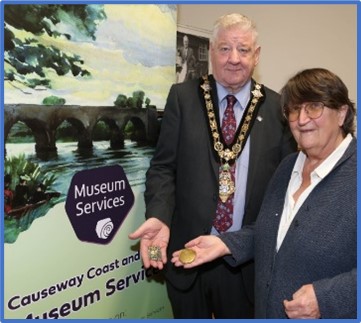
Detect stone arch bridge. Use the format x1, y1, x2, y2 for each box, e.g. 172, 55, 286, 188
4, 104, 160, 157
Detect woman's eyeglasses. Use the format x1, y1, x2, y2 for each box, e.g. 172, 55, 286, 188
283, 102, 325, 122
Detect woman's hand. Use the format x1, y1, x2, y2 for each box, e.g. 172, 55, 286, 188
171, 235, 231, 268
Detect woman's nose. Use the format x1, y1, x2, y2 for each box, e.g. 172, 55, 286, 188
297, 107, 311, 124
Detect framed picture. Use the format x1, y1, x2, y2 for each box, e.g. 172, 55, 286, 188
176, 24, 211, 83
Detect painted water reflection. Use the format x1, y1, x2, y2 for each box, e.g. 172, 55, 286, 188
4, 140, 155, 243
6, 140, 155, 198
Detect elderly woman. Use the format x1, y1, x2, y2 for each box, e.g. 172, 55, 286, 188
172, 68, 356, 319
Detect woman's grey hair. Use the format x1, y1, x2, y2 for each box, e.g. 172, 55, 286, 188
211, 13, 258, 46
280, 68, 356, 136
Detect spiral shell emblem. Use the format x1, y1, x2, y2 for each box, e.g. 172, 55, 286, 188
95, 218, 114, 239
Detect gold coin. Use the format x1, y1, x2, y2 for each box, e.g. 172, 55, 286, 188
179, 248, 196, 264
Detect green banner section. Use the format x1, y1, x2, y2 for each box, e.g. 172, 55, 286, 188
4, 185, 173, 319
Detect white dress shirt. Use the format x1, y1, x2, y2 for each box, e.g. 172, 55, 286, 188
211, 80, 251, 234
276, 133, 353, 251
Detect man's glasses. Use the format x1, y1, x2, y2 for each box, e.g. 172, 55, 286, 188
283, 102, 325, 122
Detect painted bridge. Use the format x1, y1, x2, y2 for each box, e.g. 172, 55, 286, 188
4, 104, 160, 157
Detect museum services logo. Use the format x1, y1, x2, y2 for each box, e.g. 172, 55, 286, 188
65, 165, 134, 244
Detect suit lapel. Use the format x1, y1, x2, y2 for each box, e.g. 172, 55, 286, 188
197, 75, 221, 179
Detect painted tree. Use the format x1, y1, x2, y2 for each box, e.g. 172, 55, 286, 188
4, 4, 106, 91
114, 94, 128, 108
145, 97, 151, 107
114, 91, 150, 109
132, 90, 145, 108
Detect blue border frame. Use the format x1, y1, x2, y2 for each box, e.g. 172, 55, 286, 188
0, 0, 4, 322
1, 1, 359, 323
0, 0, 360, 4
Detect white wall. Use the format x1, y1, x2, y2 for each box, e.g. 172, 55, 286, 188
177, 4, 357, 103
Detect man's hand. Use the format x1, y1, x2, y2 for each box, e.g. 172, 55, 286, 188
129, 217, 169, 269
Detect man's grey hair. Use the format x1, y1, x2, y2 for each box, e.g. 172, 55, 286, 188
211, 13, 258, 46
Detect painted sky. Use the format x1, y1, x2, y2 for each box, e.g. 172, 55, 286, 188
4, 4, 177, 109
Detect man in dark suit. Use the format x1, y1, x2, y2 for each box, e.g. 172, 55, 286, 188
129, 13, 297, 318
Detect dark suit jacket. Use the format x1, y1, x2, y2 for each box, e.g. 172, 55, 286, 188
144, 75, 297, 298
222, 139, 357, 318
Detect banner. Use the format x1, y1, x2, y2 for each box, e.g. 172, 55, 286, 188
3, 3, 176, 319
